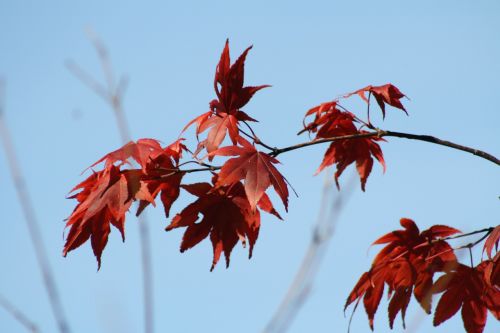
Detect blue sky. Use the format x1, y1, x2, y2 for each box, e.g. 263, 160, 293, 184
1, 1, 499, 332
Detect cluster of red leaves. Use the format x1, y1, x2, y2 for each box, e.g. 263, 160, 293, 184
62, 39, 499, 333
184, 39, 269, 155
301, 83, 406, 190
345, 219, 500, 333
63, 139, 186, 268
65, 41, 288, 270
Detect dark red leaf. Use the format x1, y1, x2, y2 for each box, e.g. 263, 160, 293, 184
364, 275, 385, 330
166, 179, 280, 271
433, 278, 464, 326
351, 84, 407, 119
433, 263, 498, 333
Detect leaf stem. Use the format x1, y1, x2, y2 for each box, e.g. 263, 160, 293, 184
366, 91, 373, 128
441, 227, 493, 242
468, 247, 474, 267
240, 120, 277, 152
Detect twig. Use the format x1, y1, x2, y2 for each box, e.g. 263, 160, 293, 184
382, 130, 500, 165
439, 230, 493, 263
67, 31, 153, 333
440, 227, 493, 241
0, 80, 71, 333
413, 227, 493, 254
0, 294, 39, 333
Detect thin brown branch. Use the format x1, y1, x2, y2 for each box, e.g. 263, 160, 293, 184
68, 33, 152, 333
270, 129, 500, 166
0, 295, 39, 333
0, 80, 71, 333
270, 132, 380, 157
382, 130, 500, 165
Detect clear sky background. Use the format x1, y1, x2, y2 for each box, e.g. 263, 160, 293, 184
1, 1, 499, 332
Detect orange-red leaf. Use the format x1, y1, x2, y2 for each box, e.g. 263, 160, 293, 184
90, 138, 163, 171
484, 225, 500, 258
209, 137, 289, 211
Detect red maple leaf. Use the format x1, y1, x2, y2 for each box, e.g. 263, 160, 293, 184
184, 40, 269, 154
63, 166, 152, 268
433, 262, 500, 333
345, 218, 460, 330
209, 137, 289, 211
351, 83, 407, 119
64, 139, 186, 267
166, 177, 280, 271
